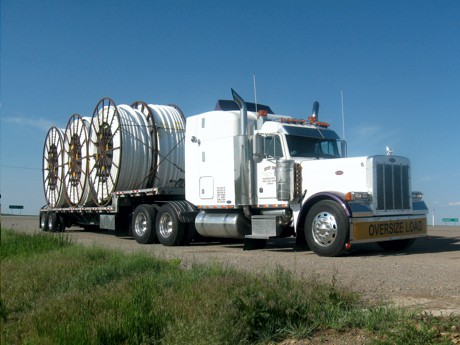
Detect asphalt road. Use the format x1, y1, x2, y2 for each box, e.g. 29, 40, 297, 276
3, 215, 460, 315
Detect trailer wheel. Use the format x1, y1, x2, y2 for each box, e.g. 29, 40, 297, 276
377, 239, 416, 252
132, 204, 157, 244
305, 200, 349, 257
156, 204, 184, 246
40, 213, 50, 232
48, 213, 59, 232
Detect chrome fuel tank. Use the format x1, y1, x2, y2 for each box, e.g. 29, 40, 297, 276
195, 211, 249, 238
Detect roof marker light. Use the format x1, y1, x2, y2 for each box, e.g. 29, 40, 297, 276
258, 109, 268, 117
316, 121, 330, 128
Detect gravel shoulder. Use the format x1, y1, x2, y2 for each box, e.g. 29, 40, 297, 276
3, 215, 460, 316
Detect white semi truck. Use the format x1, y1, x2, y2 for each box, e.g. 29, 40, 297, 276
40, 89, 428, 256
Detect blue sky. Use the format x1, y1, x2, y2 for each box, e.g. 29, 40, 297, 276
1, 0, 459, 224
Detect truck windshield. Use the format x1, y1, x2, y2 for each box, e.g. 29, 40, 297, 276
285, 135, 342, 158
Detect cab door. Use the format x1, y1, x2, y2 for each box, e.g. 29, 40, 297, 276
256, 135, 284, 201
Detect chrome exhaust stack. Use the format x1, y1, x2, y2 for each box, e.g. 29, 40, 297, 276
311, 101, 319, 122
231, 89, 252, 209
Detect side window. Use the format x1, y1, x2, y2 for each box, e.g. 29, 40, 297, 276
319, 141, 339, 158
263, 135, 283, 158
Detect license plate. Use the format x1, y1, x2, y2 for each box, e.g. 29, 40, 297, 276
352, 216, 427, 242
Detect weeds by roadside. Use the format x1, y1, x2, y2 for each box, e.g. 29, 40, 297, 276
1, 229, 458, 344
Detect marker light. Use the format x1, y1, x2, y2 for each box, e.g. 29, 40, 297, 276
412, 191, 424, 200
316, 121, 330, 128
258, 109, 268, 117
345, 192, 372, 202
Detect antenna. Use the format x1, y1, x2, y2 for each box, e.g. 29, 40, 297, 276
341, 90, 346, 140
253, 73, 258, 112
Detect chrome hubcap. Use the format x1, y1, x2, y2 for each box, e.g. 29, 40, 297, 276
159, 213, 173, 238
134, 213, 147, 237
311, 211, 338, 247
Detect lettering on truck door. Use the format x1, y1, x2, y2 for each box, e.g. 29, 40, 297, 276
256, 135, 283, 200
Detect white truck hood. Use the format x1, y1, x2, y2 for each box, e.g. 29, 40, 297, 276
298, 156, 370, 198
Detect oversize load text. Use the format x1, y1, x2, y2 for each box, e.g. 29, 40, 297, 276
368, 220, 424, 237
353, 218, 427, 240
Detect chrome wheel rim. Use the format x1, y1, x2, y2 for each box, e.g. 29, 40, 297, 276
134, 213, 147, 237
311, 211, 338, 247
159, 213, 173, 238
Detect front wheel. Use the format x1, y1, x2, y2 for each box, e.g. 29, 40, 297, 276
156, 204, 184, 246
305, 200, 349, 257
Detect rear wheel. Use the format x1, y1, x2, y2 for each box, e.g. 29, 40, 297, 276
132, 204, 157, 244
41, 213, 50, 232
48, 213, 59, 232
48, 213, 65, 232
377, 239, 416, 252
305, 200, 349, 257
156, 204, 184, 246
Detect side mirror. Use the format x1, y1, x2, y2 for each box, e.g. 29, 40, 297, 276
253, 134, 264, 163
340, 140, 347, 158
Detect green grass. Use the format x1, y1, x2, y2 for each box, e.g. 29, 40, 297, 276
1, 229, 458, 344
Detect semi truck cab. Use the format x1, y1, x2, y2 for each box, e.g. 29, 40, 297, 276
185, 90, 428, 256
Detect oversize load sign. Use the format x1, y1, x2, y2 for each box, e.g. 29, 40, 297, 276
352, 217, 427, 241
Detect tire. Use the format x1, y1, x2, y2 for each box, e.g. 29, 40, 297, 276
156, 204, 184, 246
48, 213, 59, 232
132, 204, 157, 244
377, 239, 416, 252
305, 200, 349, 257
41, 213, 50, 232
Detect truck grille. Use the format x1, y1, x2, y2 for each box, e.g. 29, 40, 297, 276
376, 163, 410, 211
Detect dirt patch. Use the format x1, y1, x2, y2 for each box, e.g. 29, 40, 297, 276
278, 329, 372, 344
